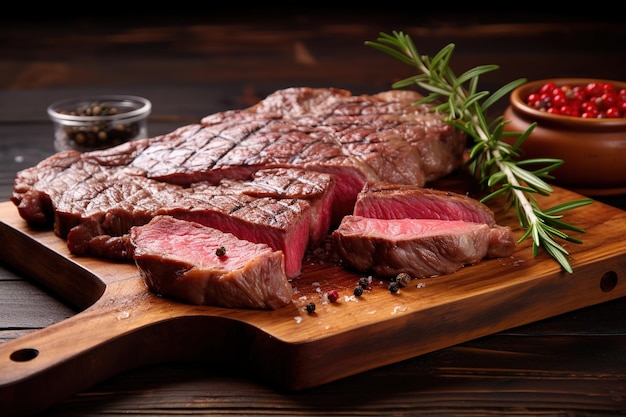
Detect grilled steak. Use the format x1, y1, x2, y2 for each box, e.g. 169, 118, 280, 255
62, 166, 332, 278
332, 216, 493, 279
332, 182, 516, 278
194, 88, 465, 219
130, 216, 292, 309
83, 87, 464, 222
11, 87, 464, 259
353, 181, 516, 257
10, 87, 472, 307
354, 182, 497, 225
219, 168, 336, 247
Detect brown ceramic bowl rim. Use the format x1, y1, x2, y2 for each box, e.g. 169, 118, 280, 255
510, 78, 626, 129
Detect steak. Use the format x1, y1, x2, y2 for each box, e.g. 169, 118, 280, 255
127, 87, 464, 221
353, 182, 516, 257
11, 87, 465, 264
130, 216, 292, 310
332, 183, 517, 278
11, 87, 471, 307
219, 168, 336, 247
60, 165, 332, 279
332, 216, 492, 279
354, 182, 497, 226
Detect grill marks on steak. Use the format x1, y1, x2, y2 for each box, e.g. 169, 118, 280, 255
130, 216, 292, 310
244, 88, 464, 182
13, 148, 334, 278
220, 168, 335, 246
73, 167, 335, 279
11, 86, 464, 252
10, 87, 475, 307
128, 87, 465, 218
332, 183, 516, 279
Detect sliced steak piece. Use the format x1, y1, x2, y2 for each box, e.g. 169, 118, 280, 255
16, 159, 329, 278
57, 170, 320, 279
352, 182, 516, 259
218, 167, 336, 246
354, 182, 497, 226
174, 183, 312, 279
332, 215, 492, 279
130, 216, 292, 310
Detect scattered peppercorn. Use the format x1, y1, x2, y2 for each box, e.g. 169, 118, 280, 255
326, 289, 339, 303
358, 276, 370, 289
305, 302, 316, 313
215, 246, 227, 257
353, 286, 364, 297
388, 281, 400, 294
395, 272, 412, 287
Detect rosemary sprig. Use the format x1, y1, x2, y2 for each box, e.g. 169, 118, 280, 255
365, 31, 593, 273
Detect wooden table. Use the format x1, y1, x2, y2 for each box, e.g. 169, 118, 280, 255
1, 13, 625, 416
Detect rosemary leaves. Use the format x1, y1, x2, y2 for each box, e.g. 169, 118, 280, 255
365, 31, 593, 273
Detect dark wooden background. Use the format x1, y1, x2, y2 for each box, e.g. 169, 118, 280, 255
1, 11, 626, 416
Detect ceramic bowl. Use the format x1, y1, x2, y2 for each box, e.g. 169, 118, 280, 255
48, 95, 151, 152
502, 78, 626, 196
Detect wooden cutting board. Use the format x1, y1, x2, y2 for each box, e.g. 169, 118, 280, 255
1, 177, 626, 416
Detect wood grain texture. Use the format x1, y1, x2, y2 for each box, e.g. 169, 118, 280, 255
1, 178, 625, 415
1, 13, 626, 416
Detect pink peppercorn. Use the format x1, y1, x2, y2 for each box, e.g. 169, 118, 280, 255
326, 290, 339, 303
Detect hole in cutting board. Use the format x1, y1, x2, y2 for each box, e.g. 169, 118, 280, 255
10, 348, 39, 362
600, 271, 618, 292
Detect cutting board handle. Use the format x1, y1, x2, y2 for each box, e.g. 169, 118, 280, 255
0, 277, 244, 416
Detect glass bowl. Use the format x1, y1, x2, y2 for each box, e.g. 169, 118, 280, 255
502, 78, 626, 196
48, 95, 151, 152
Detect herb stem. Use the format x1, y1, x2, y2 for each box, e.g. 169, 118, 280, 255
366, 31, 593, 273
468, 105, 543, 240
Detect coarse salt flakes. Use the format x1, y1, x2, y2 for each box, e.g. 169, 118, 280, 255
294, 316, 303, 324
391, 305, 407, 315
116, 311, 130, 320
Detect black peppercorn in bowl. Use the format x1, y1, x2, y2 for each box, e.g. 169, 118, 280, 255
48, 95, 151, 152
